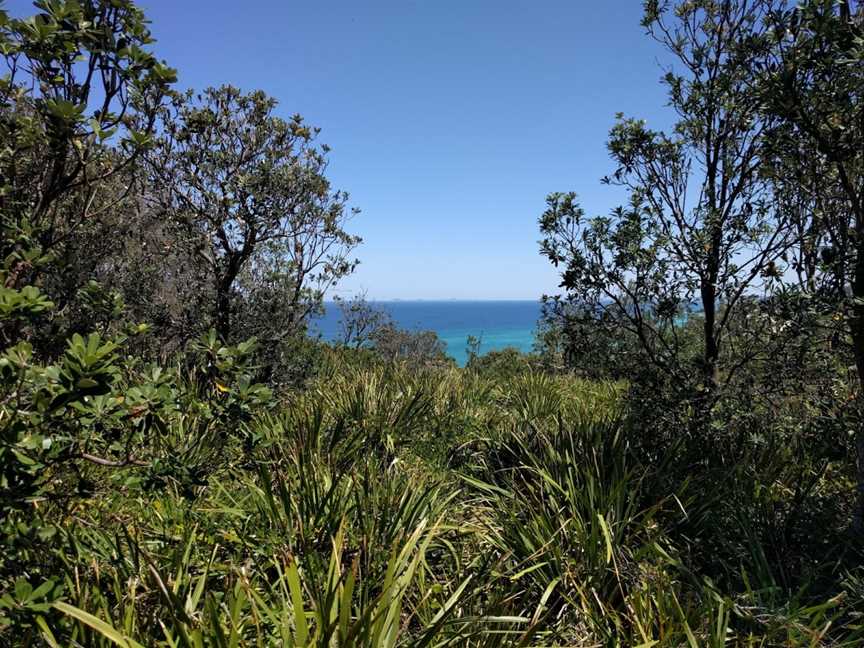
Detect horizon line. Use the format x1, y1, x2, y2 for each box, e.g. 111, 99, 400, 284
322, 297, 546, 303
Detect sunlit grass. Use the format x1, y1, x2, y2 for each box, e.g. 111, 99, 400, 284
23, 361, 864, 646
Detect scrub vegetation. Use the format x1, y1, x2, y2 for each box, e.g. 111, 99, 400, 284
2, 1, 863, 645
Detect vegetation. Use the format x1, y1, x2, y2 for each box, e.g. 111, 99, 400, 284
1, 0, 863, 646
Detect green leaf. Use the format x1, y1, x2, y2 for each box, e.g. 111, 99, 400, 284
285, 560, 308, 645
53, 602, 146, 648
14, 579, 32, 601
597, 513, 613, 564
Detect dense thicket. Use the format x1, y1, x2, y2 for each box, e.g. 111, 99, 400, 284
1, 0, 863, 646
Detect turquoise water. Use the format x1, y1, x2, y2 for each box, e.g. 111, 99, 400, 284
312, 300, 542, 366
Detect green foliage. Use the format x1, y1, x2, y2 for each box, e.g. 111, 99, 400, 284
0, 0, 176, 261
368, 323, 453, 368
333, 295, 454, 370
0, 338, 860, 645
1, 0, 863, 646
334, 293, 392, 349
540, 0, 793, 402
465, 419, 674, 644
146, 85, 360, 346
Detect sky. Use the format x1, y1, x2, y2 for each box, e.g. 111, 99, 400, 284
7, 1, 674, 300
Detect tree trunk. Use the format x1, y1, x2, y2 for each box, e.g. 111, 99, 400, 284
214, 272, 235, 341
214, 253, 242, 341
701, 280, 719, 392
702, 143, 722, 400
849, 237, 864, 531
215, 279, 231, 340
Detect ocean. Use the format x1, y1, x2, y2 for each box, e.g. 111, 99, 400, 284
311, 300, 544, 366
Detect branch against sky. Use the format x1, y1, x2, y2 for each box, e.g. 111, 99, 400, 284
541, 0, 794, 399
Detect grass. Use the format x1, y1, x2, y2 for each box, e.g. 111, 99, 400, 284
6, 361, 864, 646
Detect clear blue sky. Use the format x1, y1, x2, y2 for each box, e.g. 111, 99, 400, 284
9, 1, 674, 300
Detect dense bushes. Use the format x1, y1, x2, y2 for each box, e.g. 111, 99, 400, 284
2, 361, 862, 645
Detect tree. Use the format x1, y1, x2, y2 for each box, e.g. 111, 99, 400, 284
335, 292, 392, 349
370, 324, 452, 368
0, 0, 174, 274
466, 345, 537, 379
0, 0, 175, 349
65, 178, 213, 356
0, 0, 176, 511
536, 296, 645, 379
540, 0, 789, 405
761, 0, 864, 523
146, 85, 360, 342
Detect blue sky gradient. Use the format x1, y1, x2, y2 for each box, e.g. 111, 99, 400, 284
8, 1, 675, 299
